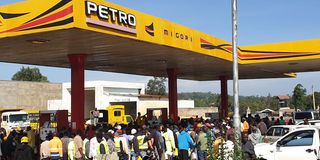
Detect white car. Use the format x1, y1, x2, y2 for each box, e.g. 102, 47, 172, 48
255, 126, 320, 160
296, 120, 320, 126
264, 125, 308, 143
294, 111, 320, 124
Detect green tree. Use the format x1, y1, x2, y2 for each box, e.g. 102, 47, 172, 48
292, 84, 307, 111
146, 77, 166, 95
314, 92, 320, 109
12, 66, 49, 82
304, 92, 320, 110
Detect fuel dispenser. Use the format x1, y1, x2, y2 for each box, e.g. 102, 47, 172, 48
39, 110, 68, 140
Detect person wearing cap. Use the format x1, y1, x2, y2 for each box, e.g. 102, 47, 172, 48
13, 136, 34, 160
114, 129, 130, 160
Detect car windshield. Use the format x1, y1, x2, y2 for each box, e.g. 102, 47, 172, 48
295, 112, 312, 119
9, 114, 28, 122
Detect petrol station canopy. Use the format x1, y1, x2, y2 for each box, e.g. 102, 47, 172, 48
0, 0, 319, 80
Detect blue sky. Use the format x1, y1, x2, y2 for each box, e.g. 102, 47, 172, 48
0, 0, 319, 96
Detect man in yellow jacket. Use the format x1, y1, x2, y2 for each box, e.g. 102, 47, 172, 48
241, 117, 250, 133
49, 133, 63, 160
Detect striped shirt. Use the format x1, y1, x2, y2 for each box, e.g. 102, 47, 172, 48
49, 136, 63, 159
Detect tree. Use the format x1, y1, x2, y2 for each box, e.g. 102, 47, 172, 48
304, 92, 320, 110
146, 77, 166, 95
12, 66, 49, 82
292, 84, 307, 111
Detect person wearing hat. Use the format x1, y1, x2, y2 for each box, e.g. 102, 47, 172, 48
114, 129, 130, 160
13, 136, 34, 160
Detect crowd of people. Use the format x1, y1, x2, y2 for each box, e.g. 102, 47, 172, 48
0, 113, 300, 160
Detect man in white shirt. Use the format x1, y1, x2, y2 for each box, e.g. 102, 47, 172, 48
40, 134, 52, 160
89, 131, 104, 160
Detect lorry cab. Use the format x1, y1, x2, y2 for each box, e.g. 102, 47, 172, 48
1, 111, 30, 131
91, 105, 133, 126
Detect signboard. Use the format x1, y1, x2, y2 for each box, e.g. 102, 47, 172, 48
85, 1, 137, 34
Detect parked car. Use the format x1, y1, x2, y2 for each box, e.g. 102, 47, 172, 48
263, 125, 306, 143
294, 111, 320, 124
255, 126, 320, 160
296, 120, 320, 126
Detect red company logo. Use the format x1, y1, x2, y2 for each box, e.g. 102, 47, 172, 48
145, 23, 154, 36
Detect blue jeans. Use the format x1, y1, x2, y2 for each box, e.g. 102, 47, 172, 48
198, 150, 208, 160
140, 150, 147, 159
131, 152, 137, 160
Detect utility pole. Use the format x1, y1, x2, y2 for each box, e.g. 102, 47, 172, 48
232, 0, 242, 154
312, 85, 316, 110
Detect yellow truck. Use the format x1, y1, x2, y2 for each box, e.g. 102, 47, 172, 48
88, 105, 133, 126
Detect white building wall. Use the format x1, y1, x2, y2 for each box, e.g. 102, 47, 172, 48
178, 100, 195, 108
61, 85, 71, 111
95, 86, 104, 109
137, 100, 194, 115
47, 100, 63, 110
51, 81, 145, 112
98, 94, 139, 109
47, 80, 195, 118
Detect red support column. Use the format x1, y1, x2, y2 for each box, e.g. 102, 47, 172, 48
220, 76, 228, 119
167, 68, 178, 122
68, 54, 86, 132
